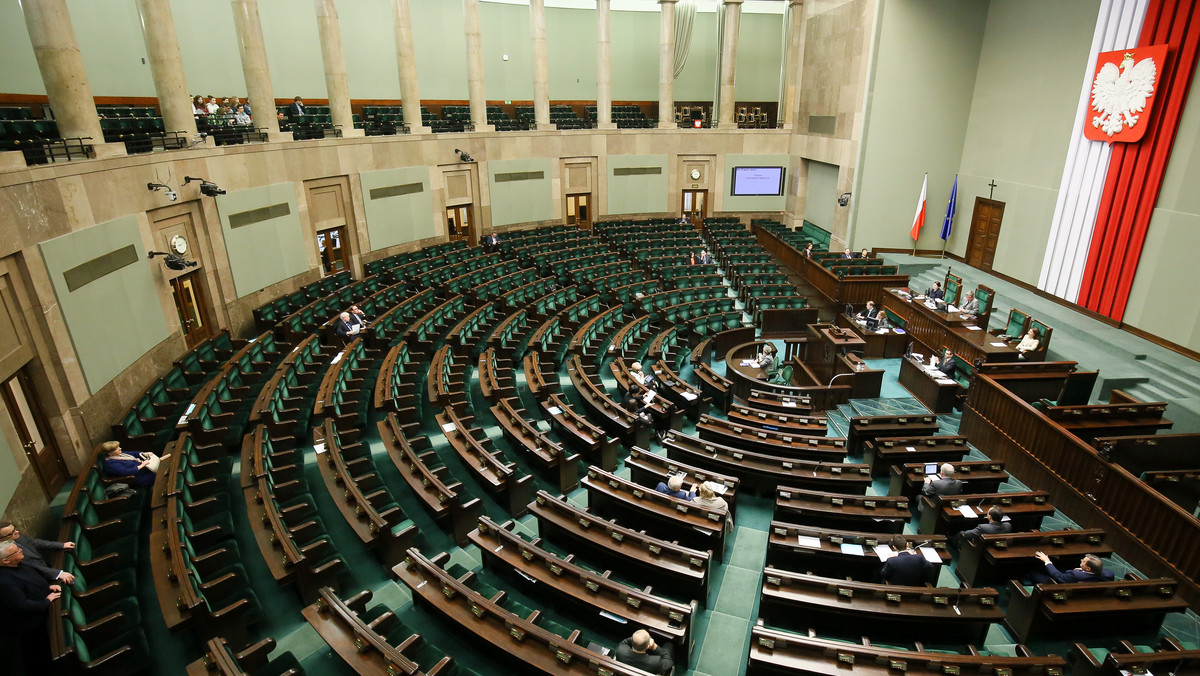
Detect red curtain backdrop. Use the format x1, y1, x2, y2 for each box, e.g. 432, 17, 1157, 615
1078, 0, 1200, 321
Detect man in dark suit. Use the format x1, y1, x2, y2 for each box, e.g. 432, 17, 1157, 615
288, 95, 305, 121
483, 232, 500, 252
840, 248, 854, 259
933, 348, 957, 379
0, 540, 60, 671
698, 249, 713, 265
957, 506, 1012, 544
879, 534, 931, 586
0, 522, 75, 584
1027, 552, 1115, 584
919, 463, 963, 512
334, 311, 360, 345
614, 629, 674, 674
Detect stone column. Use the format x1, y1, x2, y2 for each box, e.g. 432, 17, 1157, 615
391, 0, 427, 133
596, 0, 614, 130
315, 0, 360, 137
463, 0, 491, 131
231, 0, 281, 136
19, 0, 106, 146
780, 0, 805, 129
657, 0, 677, 129
529, 0, 551, 129
135, 0, 197, 138
717, 0, 743, 128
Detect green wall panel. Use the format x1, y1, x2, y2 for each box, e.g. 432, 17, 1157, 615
361, 166, 436, 249
734, 12, 784, 102
38, 215, 170, 394
547, 7, 598, 101
169, 0, 246, 99
675, 12, 719, 102
805, 160, 840, 232
481, 2, 533, 101
488, 158, 554, 226
958, 0, 1099, 283
724, 154, 790, 212
215, 183, 309, 298
259, 0, 327, 99
853, 0, 988, 250
0, 0, 43, 95
69, 0, 153, 97
340, 0, 401, 100
608, 154, 668, 215
411, 0, 469, 100
610, 10, 659, 101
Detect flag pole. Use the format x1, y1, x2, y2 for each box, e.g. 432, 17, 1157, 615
937, 174, 958, 260
910, 172, 927, 257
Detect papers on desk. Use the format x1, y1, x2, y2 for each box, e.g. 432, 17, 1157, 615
546, 406, 563, 415
642, 390, 657, 404
781, 399, 797, 408
918, 546, 942, 564
796, 535, 822, 549
893, 328, 906, 334
314, 443, 327, 455
598, 610, 628, 624
965, 325, 983, 331
905, 446, 917, 452
990, 342, 1008, 347
873, 544, 896, 561
935, 378, 956, 385
840, 543, 866, 557
708, 482, 728, 495
441, 422, 457, 433
681, 391, 699, 401
740, 360, 754, 367
330, 351, 343, 364
957, 505, 980, 518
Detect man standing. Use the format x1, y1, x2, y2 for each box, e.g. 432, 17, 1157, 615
0, 522, 75, 585
288, 95, 305, 121
614, 629, 674, 674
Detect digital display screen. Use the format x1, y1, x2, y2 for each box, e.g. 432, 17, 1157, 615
731, 166, 785, 196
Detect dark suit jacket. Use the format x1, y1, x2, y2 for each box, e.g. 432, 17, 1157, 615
880, 550, 931, 586
1044, 563, 1115, 584
288, 101, 305, 119
0, 563, 53, 633
13, 535, 64, 582
334, 318, 357, 338
927, 287, 945, 301
919, 477, 963, 512
938, 356, 957, 379
840, 252, 854, 259
958, 520, 1013, 543
615, 638, 674, 675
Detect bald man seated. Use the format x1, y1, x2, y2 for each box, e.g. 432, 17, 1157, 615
918, 463, 963, 512
614, 628, 674, 674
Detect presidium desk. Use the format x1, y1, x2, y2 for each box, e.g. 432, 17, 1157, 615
883, 289, 1019, 364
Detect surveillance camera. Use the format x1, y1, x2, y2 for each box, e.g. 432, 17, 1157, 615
166, 190, 178, 202
200, 182, 226, 197
837, 192, 852, 207
164, 253, 198, 271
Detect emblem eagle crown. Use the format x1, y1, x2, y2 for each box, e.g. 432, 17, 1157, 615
1090, 51, 1157, 137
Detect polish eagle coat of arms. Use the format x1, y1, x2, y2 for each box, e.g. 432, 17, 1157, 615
1084, 45, 1169, 144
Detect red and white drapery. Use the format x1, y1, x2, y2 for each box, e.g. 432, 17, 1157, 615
1038, 0, 1199, 322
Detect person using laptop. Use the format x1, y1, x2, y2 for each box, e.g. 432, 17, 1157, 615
857, 301, 882, 327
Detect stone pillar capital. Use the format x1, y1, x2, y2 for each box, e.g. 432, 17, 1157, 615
723, 0, 745, 5
658, 0, 678, 4
789, 0, 804, 6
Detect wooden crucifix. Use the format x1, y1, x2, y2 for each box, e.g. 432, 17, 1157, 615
987, 180, 998, 199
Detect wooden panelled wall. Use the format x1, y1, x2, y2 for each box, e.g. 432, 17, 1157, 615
960, 374, 1200, 608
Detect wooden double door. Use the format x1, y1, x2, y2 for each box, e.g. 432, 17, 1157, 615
965, 197, 1005, 270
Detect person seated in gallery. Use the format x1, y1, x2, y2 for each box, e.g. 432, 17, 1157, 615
859, 247, 870, 258
100, 441, 165, 488
879, 534, 931, 586
655, 473, 696, 501
930, 347, 957, 379
749, 343, 776, 371
803, 242, 815, 258
1025, 552, 1114, 585
959, 290, 980, 315
840, 248, 854, 259
1014, 327, 1040, 359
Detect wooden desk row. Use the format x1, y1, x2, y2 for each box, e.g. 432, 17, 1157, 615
663, 431, 872, 494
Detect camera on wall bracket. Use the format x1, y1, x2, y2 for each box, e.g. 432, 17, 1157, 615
147, 250, 198, 271
184, 176, 226, 196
